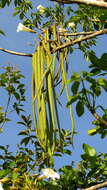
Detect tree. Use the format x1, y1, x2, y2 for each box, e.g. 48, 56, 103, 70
0, 0, 107, 189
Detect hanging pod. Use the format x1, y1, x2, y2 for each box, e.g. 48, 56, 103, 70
32, 26, 63, 165
32, 25, 75, 165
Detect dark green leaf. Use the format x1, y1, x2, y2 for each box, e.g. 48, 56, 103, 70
76, 101, 84, 117
18, 130, 29, 136
71, 81, 80, 94
0, 29, 5, 35
20, 137, 30, 146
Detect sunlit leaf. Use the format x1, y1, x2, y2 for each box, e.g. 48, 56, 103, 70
83, 144, 97, 157
88, 128, 97, 136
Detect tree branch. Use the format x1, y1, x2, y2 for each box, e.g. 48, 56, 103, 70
1, 29, 107, 57
82, 181, 107, 190
50, 0, 107, 8
53, 28, 107, 52
0, 48, 32, 57
60, 31, 94, 36
89, 108, 107, 126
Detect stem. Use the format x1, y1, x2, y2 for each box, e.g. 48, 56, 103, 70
0, 94, 11, 129
81, 80, 107, 127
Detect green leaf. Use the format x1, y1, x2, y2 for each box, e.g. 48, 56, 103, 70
66, 95, 78, 107
63, 149, 72, 155
98, 78, 107, 91
20, 137, 30, 146
88, 128, 97, 136
91, 83, 101, 96
18, 130, 29, 136
67, 73, 81, 85
0, 169, 10, 178
14, 92, 20, 100
100, 53, 107, 64
0, 29, 5, 35
81, 153, 90, 160
76, 101, 84, 117
13, 10, 20, 16
87, 50, 98, 64
21, 115, 28, 123
17, 121, 26, 126
83, 144, 97, 157
54, 153, 62, 157
71, 81, 80, 94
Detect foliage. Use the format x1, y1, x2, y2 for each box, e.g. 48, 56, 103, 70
0, 0, 107, 189
0, 143, 107, 189
0, 66, 25, 131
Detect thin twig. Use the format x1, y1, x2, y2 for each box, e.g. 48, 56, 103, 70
90, 109, 107, 126
60, 31, 94, 36
50, 0, 107, 8
0, 48, 32, 57
81, 79, 107, 127
90, 18, 107, 23
53, 28, 107, 52
82, 181, 107, 190
0, 94, 11, 129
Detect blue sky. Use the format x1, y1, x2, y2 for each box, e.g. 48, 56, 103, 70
0, 1, 107, 170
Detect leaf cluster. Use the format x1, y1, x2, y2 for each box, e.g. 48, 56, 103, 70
0, 65, 26, 129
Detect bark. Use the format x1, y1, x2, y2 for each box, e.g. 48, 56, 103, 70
82, 181, 107, 190
50, 0, 107, 8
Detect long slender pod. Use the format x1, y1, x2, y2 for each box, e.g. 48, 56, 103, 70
60, 49, 75, 142
32, 52, 38, 130
52, 25, 62, 148
44, 29, 56, 154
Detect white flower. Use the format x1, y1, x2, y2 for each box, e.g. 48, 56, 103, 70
58, 27, 68, 33
16, 23, 36, 33
68, 22, 75, 28
38, 168, 60, 180
0, 183, 4, 190
37, 5, 45, 14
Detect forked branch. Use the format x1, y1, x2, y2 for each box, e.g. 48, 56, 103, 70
1, 28, 107, 57
54, 28, 107, 52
